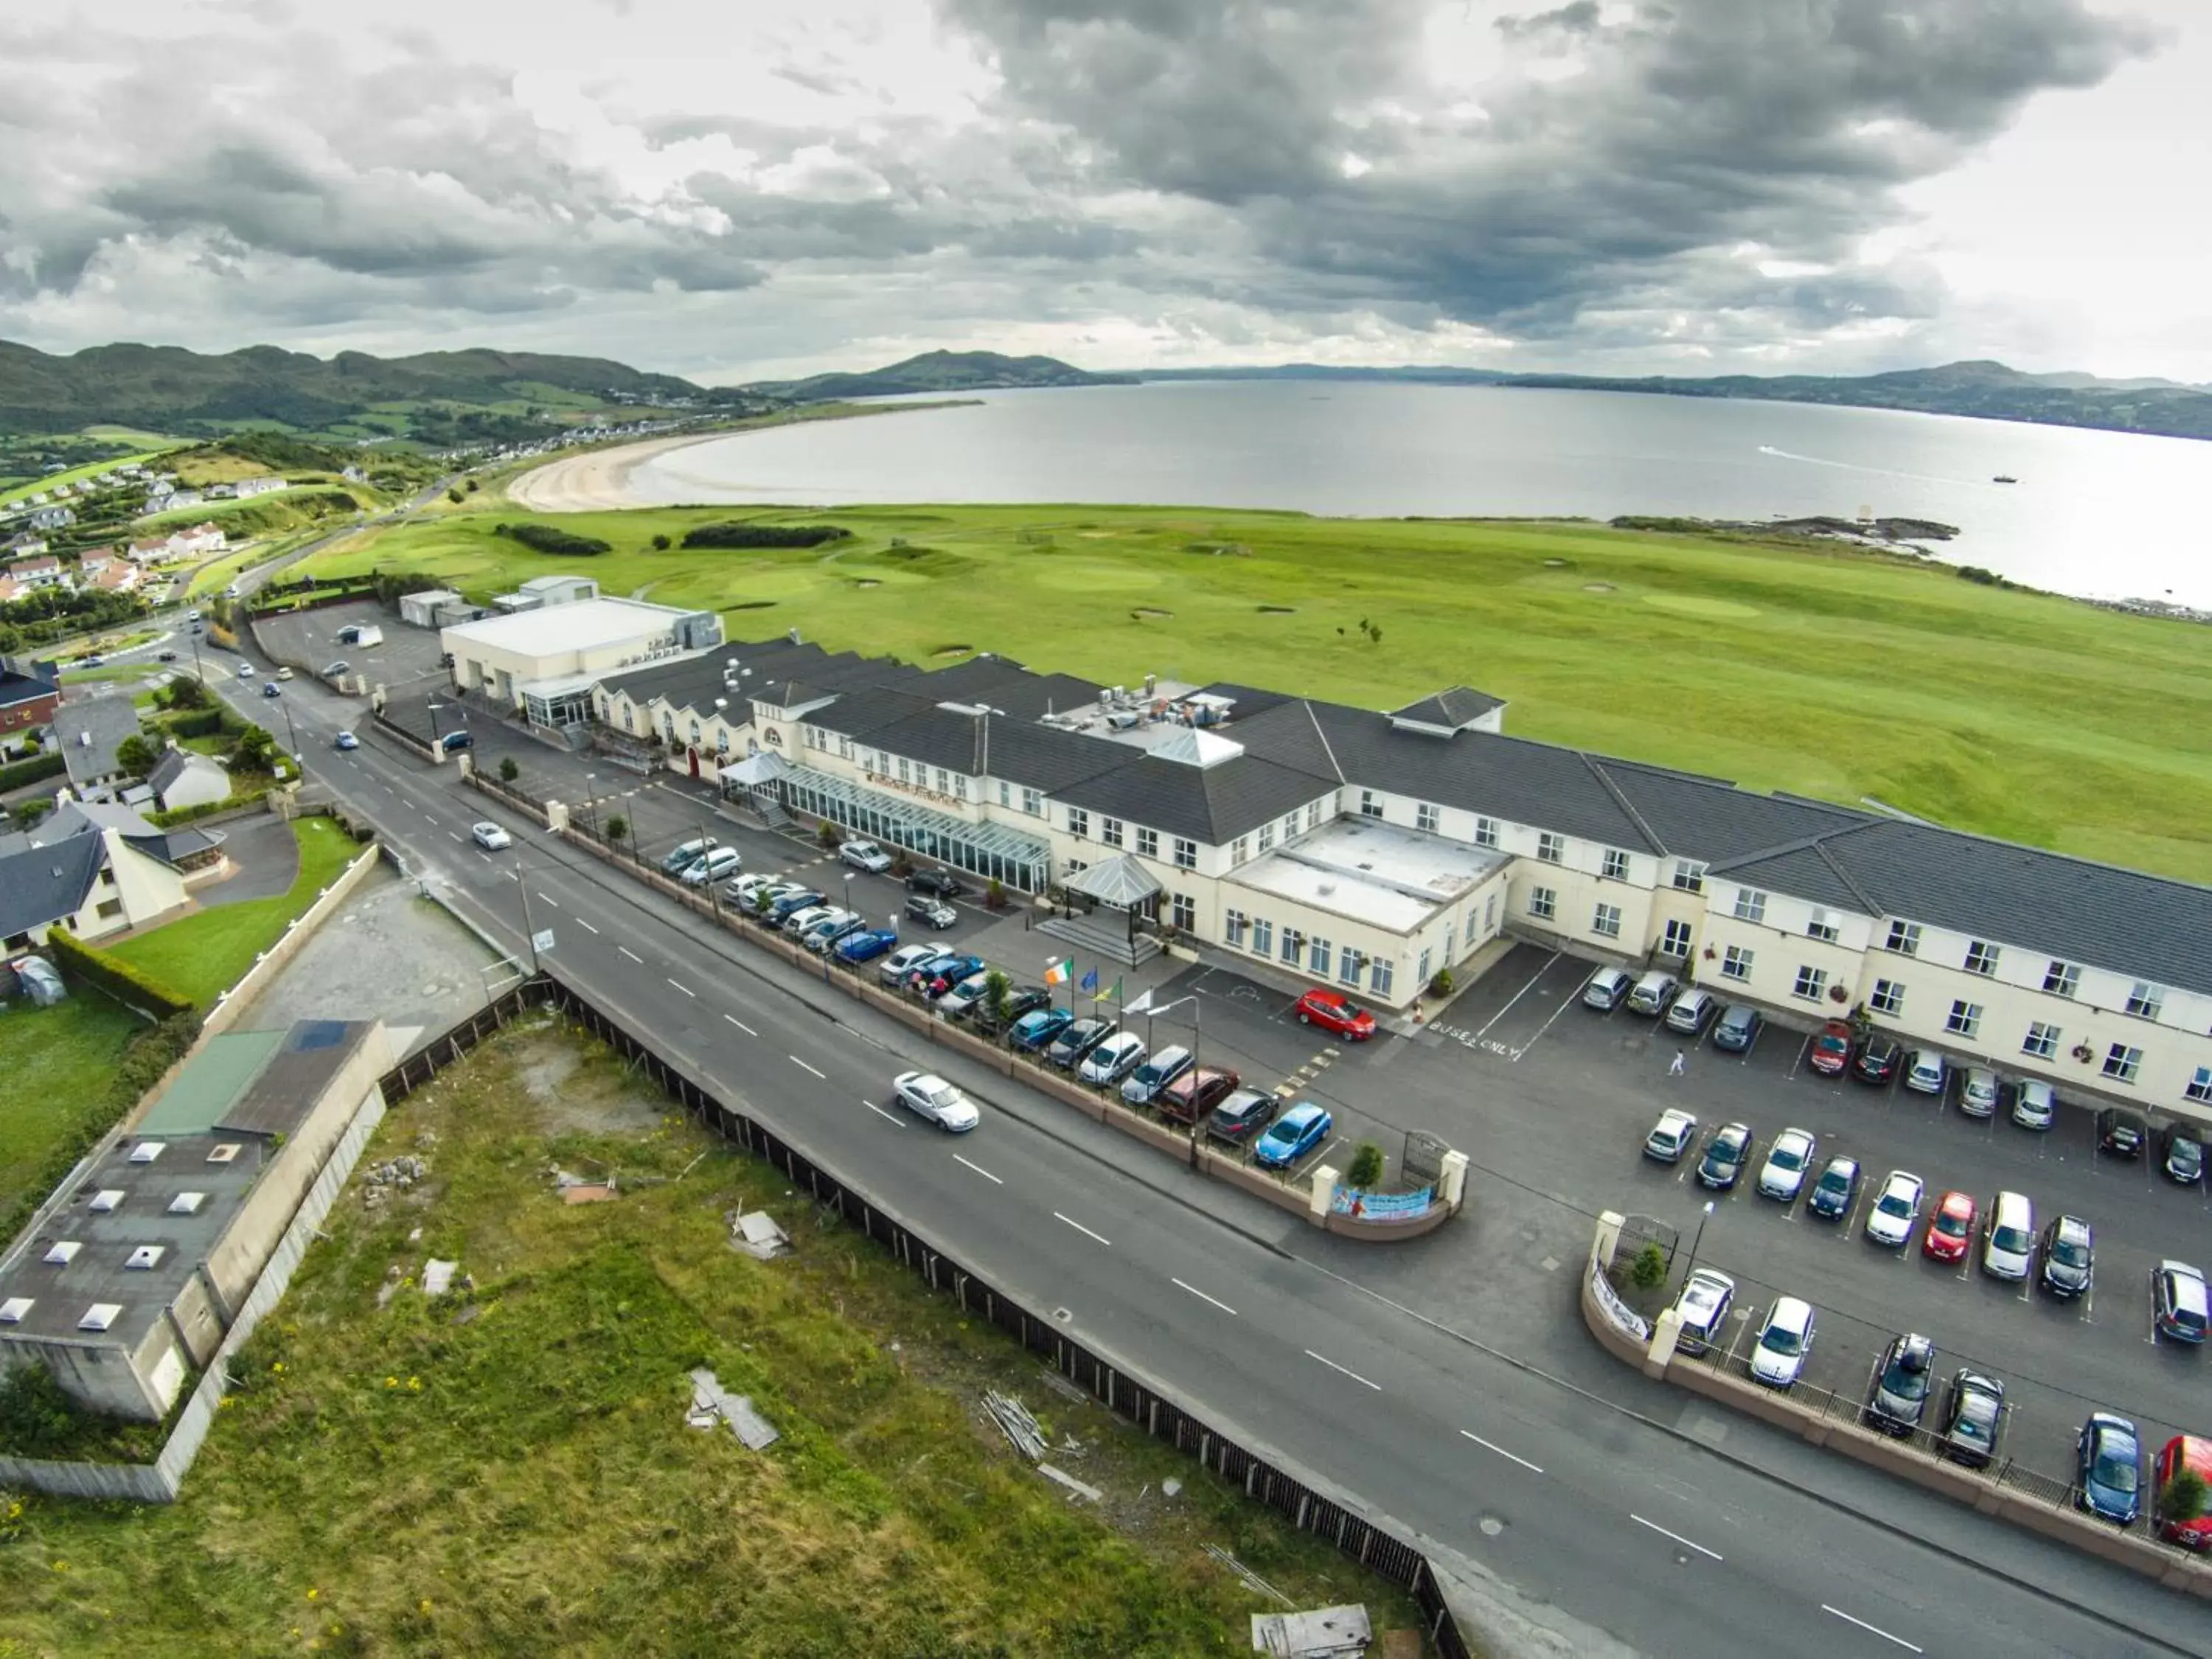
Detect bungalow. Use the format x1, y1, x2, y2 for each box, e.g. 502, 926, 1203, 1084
91, 560, 142, 594
172, 523, 226, 557
232, 476, 288, 499
147, 748, 230, 813
5, 534, 49, 556
49, 697, 145, 798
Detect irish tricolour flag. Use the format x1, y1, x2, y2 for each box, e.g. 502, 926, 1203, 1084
1042, 959, 1071, 987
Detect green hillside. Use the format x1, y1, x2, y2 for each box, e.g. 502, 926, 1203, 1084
746, 349, 1137, 402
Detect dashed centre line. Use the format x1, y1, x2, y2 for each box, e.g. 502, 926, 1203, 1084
790, 1055, 825, 1079
618, 945, 644, 964
1172, 1278, 1239, 1316
1820, 1607, 1922, 1653
864, 1100, 906, 1127
576, 918, 599, 935
1630, 1514, 1722, 1562
1459, 1430, 1544, 1474
668, 978, 695, 998
954, 1154, 1001, 1183
1054, 1212, 1112, 1248
723, 1014, 756, 1036
1304, 1349, 1381, 1391
537, 892, 557, 908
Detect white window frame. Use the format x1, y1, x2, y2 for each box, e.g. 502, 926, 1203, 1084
1252, 917, 1273, 956
1528, 886, 1556, 922
1416, 802, 1440, 834
1733, 888, 1767, 924
1870, 978, 1905, 1017
1370, 957, 1394, 997
1100, 817, 1122, 848
1474, 816, 1499, 849
1537, 832, 1564, 865
2188, 1066, 2212, 1105
1670, 860, 1705, 893
1964, 939, 2000, 977
1792, 964, 1827, 1002
1359, 790, 1382, 819
2023, 1021, 2060, 1060
1339, 947, 1366, 987
1068, 807, 1089, 840
1601, 849, 1629, 881
1172, 838, 1197, 870
2104, 1043, 2142, 1084
1806, 911, 1838, 944
1135, 827, 1159, 859
2126, 981, 2165, 1021
1592, 902, 1622, 939
1658, 919, 1693, 959
1721, 945, 1753, 982
1310, 938, 1332, 978
1885, 919, 1921, 956
2042, 960, 2080, 998
1946, 1000, 1983, 1039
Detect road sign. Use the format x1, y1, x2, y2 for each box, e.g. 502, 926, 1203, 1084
531, 928, 556, 956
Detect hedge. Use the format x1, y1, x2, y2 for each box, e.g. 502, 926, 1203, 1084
679, 521, 851, 550
494, 522, 611, 556
161, 707, 232, 740
44, 929, 194, 1020
0, 750, 65, 792
147, 788, 267, 829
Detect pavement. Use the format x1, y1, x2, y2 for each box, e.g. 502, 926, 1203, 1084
190, 652, 2212, 1659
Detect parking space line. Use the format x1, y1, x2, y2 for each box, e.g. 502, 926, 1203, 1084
1055, 1211, 1112, 1248
955, 1153, 1001, 1183
723, 1014, 756, 1036
1513, 984, 1585, 1064
1172, 1278, 1239, 1317
1459, 1429, 1543, 1474
1820, 1605, 1921, 1653
1304, 1349, 1381, 1391
1473, 950, 1562, 1040
790, 1055, 825, 1079
1630, 1514, 1722, 1562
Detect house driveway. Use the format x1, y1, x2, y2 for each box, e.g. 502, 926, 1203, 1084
190, 814, 300, 908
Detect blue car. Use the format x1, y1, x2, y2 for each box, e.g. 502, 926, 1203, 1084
2076, 1412, 2141, 1525
835, 928, 900, 964
913, 953, 985, 998
1009, 1007, 1074, 1052
1253, 1101, 1333, 1169
768, 889, 826, 923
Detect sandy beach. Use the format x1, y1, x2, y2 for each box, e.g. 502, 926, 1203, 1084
504, 431, 727, 512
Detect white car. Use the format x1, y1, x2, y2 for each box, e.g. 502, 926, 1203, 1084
1750, 1296, 1817, 1388
781, 904, 835, 937
333, 731, 358, 751
470, 821, 512, 851
1078, 1031, 1148, 1085
680, 846, 742, 886
1959, 1066, 2000, 1118
2011, 1079, 2057, 1130
1865, 1170, 1925, 1248
937, 972, 994, 1019
839, 839, 894, 874
1644, 1108, 1699, 1164
892, 1071, 979, 1133
726, 872, 777, 905
880, 943, 945, 987
1756, 1127, 1818, 1201
237, 662, 257, 678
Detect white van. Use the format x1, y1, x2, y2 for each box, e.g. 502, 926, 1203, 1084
1983, 1191, 2035, 1281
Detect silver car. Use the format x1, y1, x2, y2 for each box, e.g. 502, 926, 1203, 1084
891, 1071, 980, 1133
1672, 1269, 1736, 1355
1756, 1128, 1817, 1201
1865, 1170, 1924, 1248
1958, 1066, 2000, 1118
1750, 1297, 1815, 1388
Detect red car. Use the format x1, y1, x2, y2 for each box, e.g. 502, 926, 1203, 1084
1295, 987, 1377, 1040
1923, 1190, 1978, 1262
1808, 1020, 1853, 1077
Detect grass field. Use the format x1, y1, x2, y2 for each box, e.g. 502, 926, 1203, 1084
108, 818, 362, 1006
4, 1024, 1427, 1658
303, 499, 2212, 883
0, 993, 148, 1217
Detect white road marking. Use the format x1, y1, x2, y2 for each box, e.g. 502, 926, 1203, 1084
723, 1014, 755, 1035
1304, 1349, 1381, 1391
1630, 1514, 1722, 1562
865, 1101, 906, 1127
668, 978, 695, 998
1459, 1430, 1544, 1474
445, 831, 462, 843
537, 892, 557, 908
954, 1153, 1001, 1183
1820, 1606, 1921, 1653
1054, 1212, 1112, 1248
1472, 950, 1562, 1040
790, 1055, 825, 1079
576, 918, 599, 935
1172, 1278, 1239, 1317
619, 945, 644, 964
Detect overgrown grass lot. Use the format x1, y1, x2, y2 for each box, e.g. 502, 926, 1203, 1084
108, 816, 361, 1006
0, 994, 147, 1216
3, 1023, 1425, 1658
303, 500, 2212, 883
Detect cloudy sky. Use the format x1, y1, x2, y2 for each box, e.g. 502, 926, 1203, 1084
1, 0, 2204, 383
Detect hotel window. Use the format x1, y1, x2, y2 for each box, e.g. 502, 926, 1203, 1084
688, 719, 702, 745
1281, 812, 1299, 841
998, 779, 1010, 806
1885, 919, 1921, 956
1252, 918, 1273, 956
1964, 939, 2000, 977
1537, 832, 1564, 865
1370, 958, 1394, 997
953, 775, 968, 799
1659, 919, 1693, 959
1601, 848, 1629, 881
1135, 827, 1159, 859
1360, 790, 1382, 819
2042, 960, 2080, 998
936, 768, 951, 793
1804, 910, 1837, 944
1592, 902, 1622, 939
1022, 787, 1042, 816
1870, 979, 1905, 1017
2104, 1043, 2142, 1084
1528, 886, 1556, 922
1792, 965, 1827, 1002
2022, 1021, 2060, 1060
1340, 947, 1366, 987
1722, 945, 1754, 981
897, 757, 911, 782
2126, 981, 2165, 1020
1310, 938, 1332, 978
1307, 801, 1323, 830
839, 736, 854, 760
1171, 894, 1195, 931
1173, 838, 1197, 870
1100, 817, 1123, 847
1281, 928, 1304, 966
1671, 860, 1705, 892
1416, 803, 1441, 834
1417, 947, 1433, 984
1225, 909, 1248, 947
1946, 999, 1982, 1039
1732, 888, 1767, 924
2188, 1067, 2212, 1105
1068, 807, 1090, 839
1474, 816, 1499, 849
1258, 822, 1276, 853
1231, 836, 1249, 864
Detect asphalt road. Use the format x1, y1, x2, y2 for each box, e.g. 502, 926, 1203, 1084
198, 655, 2212, 1659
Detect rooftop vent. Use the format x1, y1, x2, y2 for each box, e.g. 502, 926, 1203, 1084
168, 1192, 207, 1216
88, 1189, 124, 1212
206, 1144, 242, 1165
44, 1241, 80, 1265
78, 1304, 122, 1332
128, 1142, 165, 1164
0, 1297, 32, 1324
125, 1245, 165, 1270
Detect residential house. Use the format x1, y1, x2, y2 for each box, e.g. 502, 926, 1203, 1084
171, 523, 226, 557
0, 663, 60, 755
6, 534, 49, 557
91, 560, 142, 594
0, 576, 19, 605
49, 697, 145, 798
27, 506, 74, 532
147, 748, 231, 813
0, 815, 192, 953
232, 476, 288, 499
35, 798, 227, 879
7, 556, 71, 594
77, 546, 116, 582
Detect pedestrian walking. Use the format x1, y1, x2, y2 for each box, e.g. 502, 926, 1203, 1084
1669, 1048, 1687, 1078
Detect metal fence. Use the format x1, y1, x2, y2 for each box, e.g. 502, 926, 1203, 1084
376, 970, 1475, 1659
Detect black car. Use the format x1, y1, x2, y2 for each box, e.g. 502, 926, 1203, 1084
903, 891, 958, 929
1204, 1088, 1279, 1146
1865, 1333, 1935, 1436
974, 986, 1051, 1036
2098, 1107, 2147, 1158
905, 869, 964, 900
1806, 1155, 1861, 1220
2163, 1129, 2205, 1186
2040, 1214, 2095, 1298
1851, 1034, 1902, 1085
1940, 1371, 2007, 1469
1044, 1017, 1116, 1070
1697, 1123, 1753, 1192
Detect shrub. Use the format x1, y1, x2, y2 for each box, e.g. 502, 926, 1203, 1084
1629, 1243, 1668, 1289
466, 478, 479, 493
44, 931, 194, 1019
13, 798, 52, 828
1346, 1142, 1385, 1189
446, 487, 464, 503
159, 676, 209, 711
498, 756, 519, 783
678, 521, 851, 550
983, 968, 1012, 1028
0, 750, 65, 793
651, 533, 671, 551
2164, 1467, 2209, 1526
605, 813, 627, 844
163, 707, 229, 740
984, 877, 1006, 911
149, 790, 265, 828
114, 733, 157, 776
0, 1361, 82, 1457
495, 522, 612, 556
816, 819, 842, 849
1427, 967, 1453, 998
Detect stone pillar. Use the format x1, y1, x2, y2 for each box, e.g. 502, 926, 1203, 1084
547, 801, 570, 833
454, 751, 473, 778
1645, 1306, 1683, 1378
1593, 1209, 1625, 1267
1308, 1164, 1339, 1224
1439, 1150, 1469, 1211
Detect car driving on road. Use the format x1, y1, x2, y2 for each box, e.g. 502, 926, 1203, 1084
1253, 1101, 1332, 1169
333, 731, 358, 751
1750, 1297, 1815, 1388
891, 1071, 979, 1133
1756, 1128, 1815, 1201
1865, 1170, 1924, 1248
470, 821, 512, 851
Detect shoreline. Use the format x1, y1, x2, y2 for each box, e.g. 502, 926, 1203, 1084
505, 431, 733, 512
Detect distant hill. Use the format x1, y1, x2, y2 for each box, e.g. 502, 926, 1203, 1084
0, 340, 729, 442
1138, 359, 2212, 442
744, 349, 1138, 401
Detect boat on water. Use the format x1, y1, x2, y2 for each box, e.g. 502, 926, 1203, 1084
1992, 474, 2018, 484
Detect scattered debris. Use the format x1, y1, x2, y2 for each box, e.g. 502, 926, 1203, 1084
686, 1368, 779, 1450
451, 1304, 480, 1326
422, 1259, 458, 1296
984, 1390, 1048, 1461
729, 1210, 790, 1259
360, 1154, 430, 1208
1039, 1463, 1102, 1503
1037, 1367, 1088, 1404
1208, 1545, 1294, 1606
1251, 1604, 1371, 1657
1161, 1477, 1183, 1499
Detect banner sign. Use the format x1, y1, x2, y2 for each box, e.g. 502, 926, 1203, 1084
1329, 1186, 1435, 1221
1588, 1259, 1652, 1345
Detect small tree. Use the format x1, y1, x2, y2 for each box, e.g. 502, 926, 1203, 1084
465, 478, 480, 493
162, 677, 208, 711
114, 733, 157, 776
605, 813, 628, 845
498, 756, 519, 784
446, 487, 464, 503
651, 533, 671, 550
2164, 1467, 2210, 1528
1427, 967, 1453, 998
985, 877, 1006, 911
229, 724, 278, 773
983, 967, 1012, 1031
1346, 1141, 1385, 1189
1629, 1243, 1668, 1290
816, 818, 842, 850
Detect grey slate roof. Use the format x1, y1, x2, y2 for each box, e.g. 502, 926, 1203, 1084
1391, 686, 1505, 728
0, 668, 58, 712
0, 830, 102, 937
1057, 751, 1329, 845
49, 696, 142, 788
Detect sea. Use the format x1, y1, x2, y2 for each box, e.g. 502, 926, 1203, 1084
626, 380, 2212, 607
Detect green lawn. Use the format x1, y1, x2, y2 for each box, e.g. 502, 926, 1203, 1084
6, 1024, 1425, 1658
305, 500, 2212, 883
108, 817, 364, 1006
0, 993, 148, 1216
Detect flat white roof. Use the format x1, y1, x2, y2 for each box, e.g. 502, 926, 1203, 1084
1228, 816, 1508, 934
442, 597, 692, 658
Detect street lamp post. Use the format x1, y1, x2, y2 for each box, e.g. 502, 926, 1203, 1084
426, 700, 445, 743
1139, 992, 1204, 1167
1685, 1198, 1717, 1281
583, 771, 599, 839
